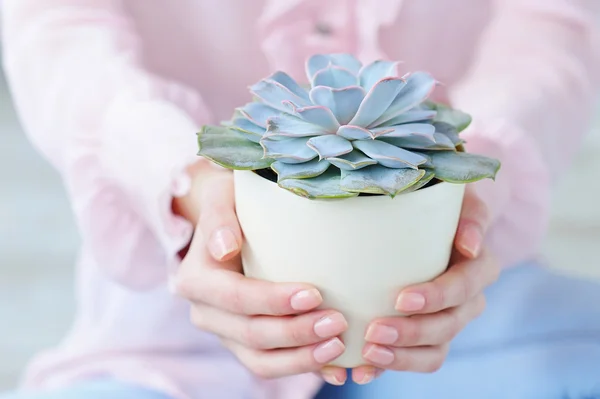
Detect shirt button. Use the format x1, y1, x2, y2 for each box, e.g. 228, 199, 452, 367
314, 21, 333, 36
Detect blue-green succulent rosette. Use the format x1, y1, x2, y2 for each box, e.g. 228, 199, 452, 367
197, 54, 500, 199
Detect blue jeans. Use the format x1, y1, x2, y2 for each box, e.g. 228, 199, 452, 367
3, 263, 600, 399
0, 380, 170, 399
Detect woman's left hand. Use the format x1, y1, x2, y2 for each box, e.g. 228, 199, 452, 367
321, 187, 501, 386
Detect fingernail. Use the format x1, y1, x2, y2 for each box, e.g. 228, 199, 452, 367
460, 222, 483, 258
291, 289, 322, 311
353, 368, 376, 385
395, 292, 426, 312
321, 368, 345, 386
314, 338, 345, 364
365, 324, 398, 345
364, 345, 394, 366
314, 313, 348, 338
208, 228, 239, 260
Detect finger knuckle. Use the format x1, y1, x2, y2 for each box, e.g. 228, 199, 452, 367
190, 308, 208, 331
458, 268, 474, 304
249, 360, 276, 379
241, 318, 266, 349
266, 291, 286, 316
224, 282, 245, 314
425, 354, 445, 373
402, 320, 422, 345
473, 295, 487, 318
173, 266, 197, 300
393, 350, 412, 371
488, 256, 501, 283
443, 312, 461, 341
288, 319, 309, 346
430, 281, 446, 311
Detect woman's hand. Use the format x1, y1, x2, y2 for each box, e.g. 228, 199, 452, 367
173, 162, 349, 381
352, 187, 501, 384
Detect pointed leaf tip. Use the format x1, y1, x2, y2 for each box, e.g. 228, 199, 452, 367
424, 151, 501, 183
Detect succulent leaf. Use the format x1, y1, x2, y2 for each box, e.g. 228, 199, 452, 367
250, 79, 311, 112
306, 54, 362, 81
403, 169, 436, 193
268, 71, 311, 102
279, 169, 358, 199
261, 137, 317, 164
313, 65, 359, 89
231, 118, 265, 143
372, 72, 436, 126
294, 105, 340, 132
239, 103, 279, 128
336, 125, 376, 140
328, 53, 363, 74
307, 135, 354, 159
349, 78, 406, 127
353, 140, 428, 169
326, 151, 378, 170
424, 151, 501, 183
358, 60, 399, 92
434, 122, 464, 147
372, 123, 436, 139
306, 54, 331, 81
197, 125, 273, 170
380, 110, 437, 126
265, 115, 328, 137
427, 102, 472, 132
340, 166, 426, 197
310, 86, 366, 125
272, 159, 330, 181
381, 134, 456, 151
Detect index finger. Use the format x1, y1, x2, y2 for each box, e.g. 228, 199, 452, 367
395, 249, 499, 314
175, 232, 323, 316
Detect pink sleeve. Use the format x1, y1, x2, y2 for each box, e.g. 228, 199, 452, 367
448, 0, 600, 267
1, 1, 212, 288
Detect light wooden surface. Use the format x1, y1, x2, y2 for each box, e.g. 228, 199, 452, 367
0, 74, 598, 390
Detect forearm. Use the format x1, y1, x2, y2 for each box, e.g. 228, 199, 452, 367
2, 0, 211, 287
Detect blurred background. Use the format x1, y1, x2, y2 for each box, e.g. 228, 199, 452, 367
1, 36, 600, 396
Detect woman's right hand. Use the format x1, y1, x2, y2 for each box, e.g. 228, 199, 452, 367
173, 162, 349, 384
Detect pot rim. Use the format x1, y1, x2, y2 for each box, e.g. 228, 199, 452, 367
240, 168, 457, 201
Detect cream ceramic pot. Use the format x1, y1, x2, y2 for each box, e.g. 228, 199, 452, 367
234, 170, 465, 368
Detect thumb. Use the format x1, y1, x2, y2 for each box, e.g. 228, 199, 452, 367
455, 186, 491, 259
196, 168, 243, 262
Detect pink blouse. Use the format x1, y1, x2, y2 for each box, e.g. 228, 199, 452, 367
2, 1, 599, 398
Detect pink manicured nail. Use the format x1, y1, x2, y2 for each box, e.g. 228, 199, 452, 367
364, 345, 395, 365
321, 368, 345, 386
208, 228, 239, 260
460, 222, 483, 258
365, 324, 398, 345
396, 292, 426, 312
353, 368, 375, 385
314, 313, 348, 338
314, 338, 345, 364
291, 289, 322, 311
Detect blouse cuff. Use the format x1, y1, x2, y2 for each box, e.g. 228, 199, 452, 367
99, 96, 202, 288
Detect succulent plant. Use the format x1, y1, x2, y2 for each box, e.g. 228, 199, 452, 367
197, 54, 500, 199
